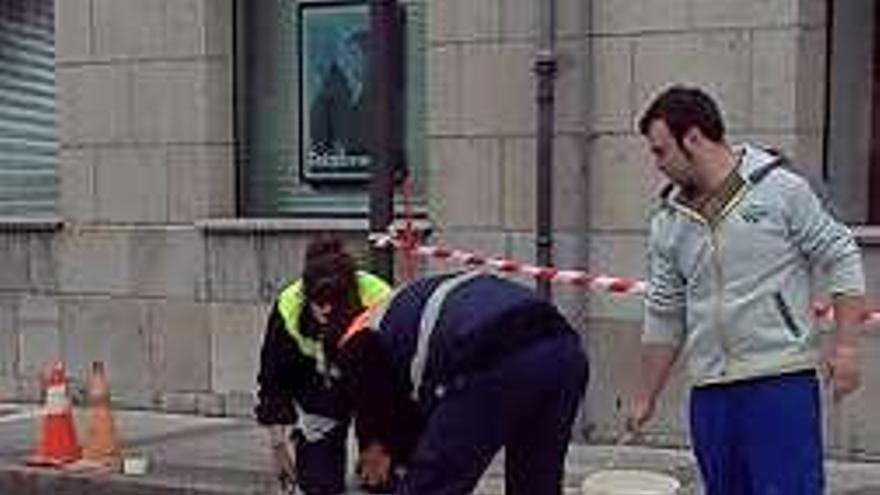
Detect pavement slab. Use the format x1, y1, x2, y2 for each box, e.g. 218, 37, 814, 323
2, 403, 880, 494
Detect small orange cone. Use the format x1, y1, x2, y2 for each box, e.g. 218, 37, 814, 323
27, 362, 82, 467
78, 361, 122, 471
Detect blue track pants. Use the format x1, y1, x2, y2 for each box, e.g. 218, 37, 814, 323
690, 370, 824, 495
397, 332, 589, 495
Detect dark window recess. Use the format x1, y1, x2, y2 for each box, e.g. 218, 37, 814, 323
870, 2, 880, 223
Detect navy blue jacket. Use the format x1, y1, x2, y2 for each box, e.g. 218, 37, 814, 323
336, 273, 577, 461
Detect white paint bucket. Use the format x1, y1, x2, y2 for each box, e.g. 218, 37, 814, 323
122, 455, 150, 475
581, 469, 681, 495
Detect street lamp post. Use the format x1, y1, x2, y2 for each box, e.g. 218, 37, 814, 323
535, 0, 557, 299
368, 0, 398, 283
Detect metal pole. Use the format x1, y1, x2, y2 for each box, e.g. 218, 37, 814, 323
369, 0, 397, 283
535, 0, 557, 298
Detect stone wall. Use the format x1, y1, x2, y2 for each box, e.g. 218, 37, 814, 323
1, 0, 879, 459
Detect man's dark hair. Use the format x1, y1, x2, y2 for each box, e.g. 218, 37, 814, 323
638, 86, 726, 146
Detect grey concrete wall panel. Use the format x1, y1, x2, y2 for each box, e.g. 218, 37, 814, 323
58, 65, 134, 145
203, 0, 234, 57
428, 138, 502, 228
753, 29, 827, 132
427, 0, 458, 43
167, 145, 236, 222
553, 137, 590, 230
128, 229, 205, 300
500, 138, 538, 230
427, 44, 462, 136
28, 235, 59, 294
60, 297, 152, 394
794, 28, 828, 133
210, 303, 266, 394
160, 392, 197, 415
461, 42, 534, 135
224, 390, 256, 419
131, 60, 232, 145
589, 37, 635, 133
93, 0, 165, 59
58, 149, 97, 223
57, 230, 132, 295
863, 246, 880, 298
166, 0, 229, 58
95, 147, 168, 223
0, 297, 18, 379
499, 0, 537, 41
61, 297, 156, 396
195, 392, 225, 417
55, 0, 91, 63
460, 0, 502, 42
17, 296, 61, 390
148, 301, 211, 392
754, 29, 799, 130
690, 0, 798, 29
0, 234, 30, 291
110, 388, 158, 411
501, 137, 589, 232
592, 0, 689, 35
205, 236, 261, 302
554, 40, 589, 135
845, 333, 880, 457
587, 135, 664, 231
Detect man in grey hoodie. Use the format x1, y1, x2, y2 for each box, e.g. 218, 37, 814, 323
627, 85, 866, 495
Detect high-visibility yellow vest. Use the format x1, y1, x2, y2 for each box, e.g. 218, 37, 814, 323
277, 270, 390, 361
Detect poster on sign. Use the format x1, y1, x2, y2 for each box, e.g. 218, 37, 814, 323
298, 2, 373, 184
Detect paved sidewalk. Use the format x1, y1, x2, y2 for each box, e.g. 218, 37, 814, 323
1, 403, 880, 494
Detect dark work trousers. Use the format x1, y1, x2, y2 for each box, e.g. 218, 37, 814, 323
690, 370, 824, 495
397, 331, 589, 495
292, 384, 352, 495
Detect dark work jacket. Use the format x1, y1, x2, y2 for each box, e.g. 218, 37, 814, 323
254, 302, 349, 426
335, 272, 577, 463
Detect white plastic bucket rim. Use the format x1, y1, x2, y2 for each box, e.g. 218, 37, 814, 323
122, 456, 150, 475
581, 468, 681, 495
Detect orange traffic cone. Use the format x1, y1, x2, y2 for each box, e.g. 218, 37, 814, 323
27, 362, 82, 467
78, 361, 122, 471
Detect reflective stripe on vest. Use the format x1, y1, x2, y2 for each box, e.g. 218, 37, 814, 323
357, 271, 393, 307
339, 307, 376, 347
293, 402, 339, 443
337, 271, 484, 402
337, 282, 408, 347
410, 271, 484, 401
278, 271, 391, 361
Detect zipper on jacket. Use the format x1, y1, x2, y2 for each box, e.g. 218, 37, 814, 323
709, 187, 747, 377
666, 202, 729, 376
709, 228, 727, 376
665, 180, 749, 379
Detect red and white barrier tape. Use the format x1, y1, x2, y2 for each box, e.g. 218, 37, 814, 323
370, 233, 645, 296
370, 232, 880, 326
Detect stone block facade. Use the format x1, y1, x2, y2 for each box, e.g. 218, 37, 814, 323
0, 0, 877, 459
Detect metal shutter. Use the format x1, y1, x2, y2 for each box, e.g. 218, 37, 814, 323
0, 0, 55, 216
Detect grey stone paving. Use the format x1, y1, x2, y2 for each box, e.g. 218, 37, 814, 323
2, 404, 880, 494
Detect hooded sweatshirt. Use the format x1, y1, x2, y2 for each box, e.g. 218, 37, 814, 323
644, 144, 865, 386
